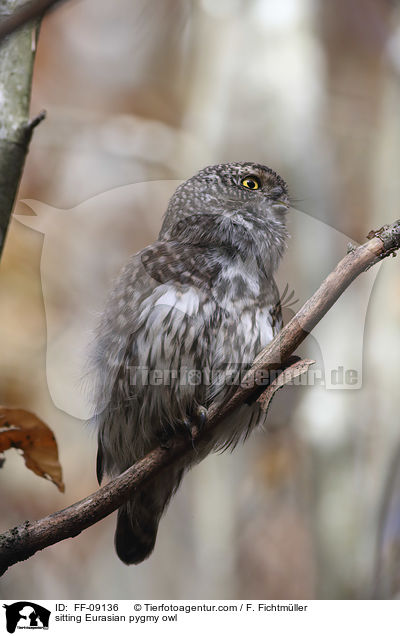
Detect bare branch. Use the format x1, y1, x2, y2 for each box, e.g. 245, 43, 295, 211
0, 219, 399, 574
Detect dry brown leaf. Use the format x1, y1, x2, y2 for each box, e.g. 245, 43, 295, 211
0, 407, 65, 492
257, 359, 316, 415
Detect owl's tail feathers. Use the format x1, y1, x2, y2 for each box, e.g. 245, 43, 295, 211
115, 503, 158, 565
114, 468, 184, 565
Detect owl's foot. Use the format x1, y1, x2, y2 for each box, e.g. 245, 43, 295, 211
157, 406, 208, 448
157, 422, 193, 449
181, 405, 208, 441
194, 405, 208, 432
157, 430, 174, 450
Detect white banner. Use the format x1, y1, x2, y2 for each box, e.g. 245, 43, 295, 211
0, 599, 399, 635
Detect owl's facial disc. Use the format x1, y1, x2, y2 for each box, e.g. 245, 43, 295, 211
235, 166, 289, 208
217, 166, 290, 220
160, 162, 289, 248
198, 164, 288, 216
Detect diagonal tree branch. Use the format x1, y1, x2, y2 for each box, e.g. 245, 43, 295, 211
0, 220, 399, 575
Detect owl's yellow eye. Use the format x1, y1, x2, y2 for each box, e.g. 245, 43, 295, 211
241, 176, 260, 190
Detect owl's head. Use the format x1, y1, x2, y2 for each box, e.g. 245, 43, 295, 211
159, 162, 290, 271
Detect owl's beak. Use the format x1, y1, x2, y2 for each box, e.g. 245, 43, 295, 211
271, 198, 290, 213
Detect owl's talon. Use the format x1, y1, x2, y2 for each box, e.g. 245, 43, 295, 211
157, 409, 207, 447
181, 418, 195, 439
194, 405, 208, 433
179, 406, 208, 440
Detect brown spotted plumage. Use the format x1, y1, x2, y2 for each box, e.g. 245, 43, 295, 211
89, 162, 290, 564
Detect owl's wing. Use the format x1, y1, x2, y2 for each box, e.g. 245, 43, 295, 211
89, 240, 221, 480
89, 239, 220, 397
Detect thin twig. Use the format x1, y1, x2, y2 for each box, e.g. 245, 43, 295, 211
26, 109, 46, 132
0, 220, 399, 575
23, 109, 46, 142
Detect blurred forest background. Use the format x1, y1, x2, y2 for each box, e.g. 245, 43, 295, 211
1, 0, 400, 599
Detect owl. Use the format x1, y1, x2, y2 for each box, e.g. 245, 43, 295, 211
89, 162, 290, 564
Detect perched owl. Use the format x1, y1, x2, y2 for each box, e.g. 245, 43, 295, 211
90, 162, 290, 564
